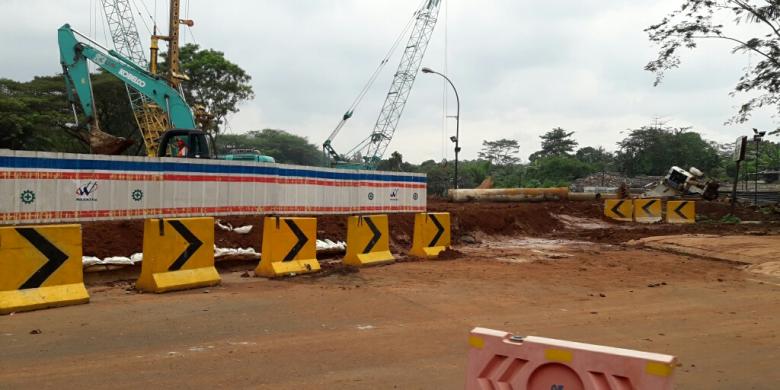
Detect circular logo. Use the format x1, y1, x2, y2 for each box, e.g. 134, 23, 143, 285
131, 189, 144, 202
368, 192, 375, 201
20, 190, 36, 205
413, 192, 419, 201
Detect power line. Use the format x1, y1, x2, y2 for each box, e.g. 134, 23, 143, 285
442, 0, 448, 160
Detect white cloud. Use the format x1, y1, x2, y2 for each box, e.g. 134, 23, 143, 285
1, 0, 775, 163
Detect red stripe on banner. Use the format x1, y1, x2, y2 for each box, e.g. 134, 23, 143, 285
0, 205, 426, 222
1, 171, 426, 189
0, 171, 163, 181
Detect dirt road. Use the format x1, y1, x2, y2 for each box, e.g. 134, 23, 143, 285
2, 239, 779, 389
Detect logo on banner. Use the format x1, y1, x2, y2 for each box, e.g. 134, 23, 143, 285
132, 189, 144, 202
390, 188, 399, 201
20, 189, 36, 205
413, 192, 419, 201
368, 192, 374, 201
76, 181, 98, 202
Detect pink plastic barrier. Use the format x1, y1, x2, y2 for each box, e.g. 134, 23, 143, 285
466, 327, 676, 390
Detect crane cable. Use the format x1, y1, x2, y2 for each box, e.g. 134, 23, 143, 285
327, 0, 428, 145
441, 0, 448, 160
131, 0, 155, 36
347, 3, 421, 113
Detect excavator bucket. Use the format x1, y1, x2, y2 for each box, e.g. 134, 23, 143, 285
89, 128, 134, 155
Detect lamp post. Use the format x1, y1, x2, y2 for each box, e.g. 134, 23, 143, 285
422, 67, 461, 189
753, 128, 766, 205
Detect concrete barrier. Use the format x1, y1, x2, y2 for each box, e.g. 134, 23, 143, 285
344, 215, 394, 267
256, 217, 320, 277
0, 224, 89, 314
136, 217, 220, 293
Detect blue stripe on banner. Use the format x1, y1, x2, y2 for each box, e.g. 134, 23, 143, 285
0, 156, 427, 183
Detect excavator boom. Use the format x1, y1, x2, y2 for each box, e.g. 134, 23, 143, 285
58, 24, 197, 154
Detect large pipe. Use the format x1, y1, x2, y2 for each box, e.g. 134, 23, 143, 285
449, 188, 568, 203
448, 188, 617, 202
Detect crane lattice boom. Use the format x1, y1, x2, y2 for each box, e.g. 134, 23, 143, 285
101, 0, 170, 155
343, 0, 442, 168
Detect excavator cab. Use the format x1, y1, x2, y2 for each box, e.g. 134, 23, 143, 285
157, 129, 216, 159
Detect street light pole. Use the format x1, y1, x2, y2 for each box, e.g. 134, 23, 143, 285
422, 67, 460, 189
753, 128, 766, 205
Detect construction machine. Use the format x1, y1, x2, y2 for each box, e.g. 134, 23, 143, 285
58, 29, 274, 161
58, 23, 210, 158
641, 166, 720, 200
61, 0, 274, 162
323, 0, 442, 169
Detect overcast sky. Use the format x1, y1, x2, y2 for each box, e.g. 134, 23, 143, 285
1, 0, 775, 163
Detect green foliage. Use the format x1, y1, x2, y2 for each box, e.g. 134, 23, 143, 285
417, 159, 453, 196
478, 139, 521, 166
162, 44, 254, 134
376, 151, 416, 172
458, 159, 491, 188
530, 127, 578, 161
490, 165, 523, 188
722, 139, 780, 182
0, 76, 93, 153
218, 129, 321, 166
91, 72, 145, 155
575, 146, 614, 168
526, 155, 598, 187
615, 125, 720, 176
646, 1, 780, 125
720, 214, 742, 225
0, 77, 69, 150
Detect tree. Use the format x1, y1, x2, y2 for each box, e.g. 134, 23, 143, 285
162, 44, 254, 134
526, 155, 597, 187
376, 151, 414, 172
478, 139, 521, 166
90, 72, 145, 154
218, 129, 321, 166
530, 127, 578, 161
575, 146, 613, 165
458, 159, 491, 189
575, 146, 615, 173
0, 76, 94, 153
417, 159, 453, 196
646, 1, 780, 124
615, 125, 720, 176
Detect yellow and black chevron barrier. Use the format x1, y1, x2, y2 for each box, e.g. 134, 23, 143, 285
256, 217, 320, 277
604, 199, 634, 222
410, 212, 451, 259
344, 215, 395, 267
667, 201, 696, 224
634, 199, 662, 223
0, 224, 89, 314
136, 217, 220, 293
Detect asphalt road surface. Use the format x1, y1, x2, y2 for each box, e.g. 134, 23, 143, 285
2, 243, 779, 389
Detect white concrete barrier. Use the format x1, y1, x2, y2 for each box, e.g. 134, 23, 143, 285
0, 150, 427, 224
